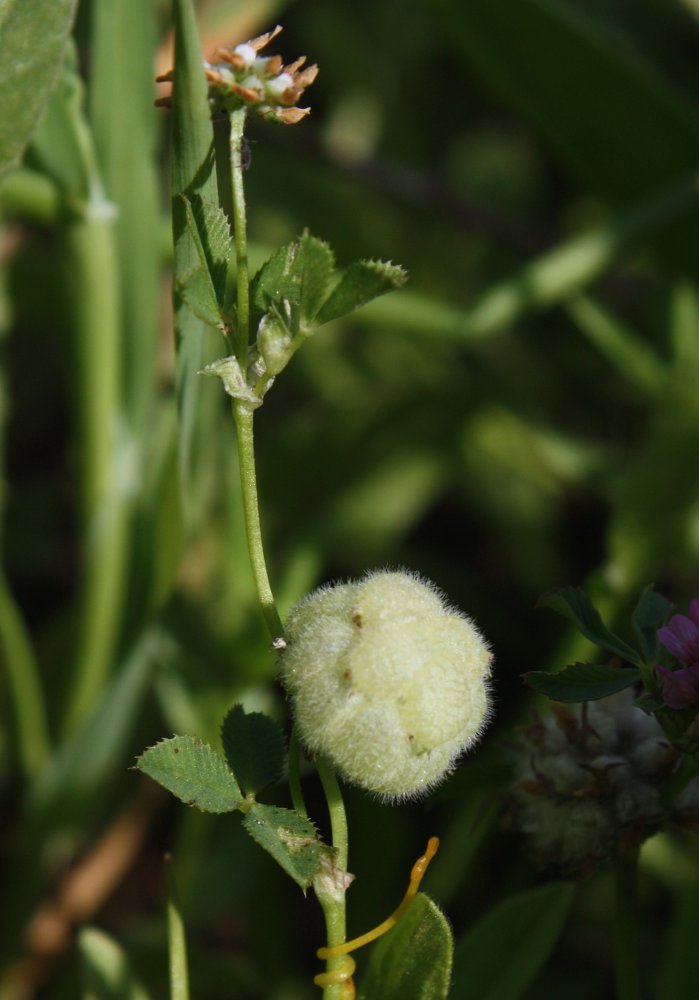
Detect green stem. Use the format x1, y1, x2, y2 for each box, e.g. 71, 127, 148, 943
613, 850, 641, 1000
315, 755, 350, 1000
166, 858, 190, 1000
233, 401, 283, 638
229, 107, 249, 366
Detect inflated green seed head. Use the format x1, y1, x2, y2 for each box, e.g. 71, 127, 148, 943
280, 569, 493, 799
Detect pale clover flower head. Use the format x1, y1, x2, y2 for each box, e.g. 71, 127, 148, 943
156, 25, 317, 124
509, 691, 699, 876
279, 569, 493, 800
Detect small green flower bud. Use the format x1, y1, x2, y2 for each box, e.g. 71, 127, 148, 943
280, 570, 492, 799
256, 313, 293, 375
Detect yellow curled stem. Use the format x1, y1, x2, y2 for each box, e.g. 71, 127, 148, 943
314, 837, 439, 995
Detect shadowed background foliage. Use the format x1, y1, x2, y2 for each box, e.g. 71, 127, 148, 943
1, 0, 699, 997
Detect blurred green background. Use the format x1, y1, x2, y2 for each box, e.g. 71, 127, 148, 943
2, 0, 699, 997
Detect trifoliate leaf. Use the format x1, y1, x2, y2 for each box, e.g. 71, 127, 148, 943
315, 259, 407, 325
524, 662, 641, 702
242, 803, 325, 890
537, 587, 643, 667
358, 894, 452, 1000
632, 586, 673, 664
136, 735, 242, 813
220, 705, 285, 796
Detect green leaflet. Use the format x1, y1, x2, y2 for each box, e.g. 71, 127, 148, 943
358, 894, 452, 1000
0, 0, 76, 182
136, 735, 242, 813
251, 232, 336, 331
220, 705, 285, 796
315, 259, 407, 326
537, 586, 643, 667
242, 803, 325, 891
525, 663, 641, 702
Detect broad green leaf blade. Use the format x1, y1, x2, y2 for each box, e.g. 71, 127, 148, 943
0, 0, 76, 183
220, 705, 285, 796
525, 663, 641, 702
358, 894, 452, 1000
451, 883, 575, 1000
316, 260, 408, 326
632, 586, 674, 664
136, 735, 242, 813
242, 803, 324, 891
78, 927, 153, 1000
538, 587, 642, 667
440, 0, 699, 277
251, 233, 335, 330
88, 0, 161, 434
28, 629, 159, 824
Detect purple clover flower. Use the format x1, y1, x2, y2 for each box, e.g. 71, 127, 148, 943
656, 598, 699, 710
657, 598, 699, 664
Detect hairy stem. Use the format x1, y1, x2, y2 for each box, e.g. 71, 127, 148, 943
316, 756, 350, 1000
229, 106, 249, 366
233, 402, 283, 638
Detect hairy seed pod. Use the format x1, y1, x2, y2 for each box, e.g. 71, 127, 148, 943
280, 570, 493, 799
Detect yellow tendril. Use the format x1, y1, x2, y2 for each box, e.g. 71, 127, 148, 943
313, 837, 439, 995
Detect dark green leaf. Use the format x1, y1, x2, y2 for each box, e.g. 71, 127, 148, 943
634, 690, 664, 715
242, 803, 324, 891
525, 663, 641, 702
136, 735, 242, 813
538, 587, 642, 667
0, 0, 76, 183
316, 259, 408, 326
451, 883, 575, 1000
358, 894, 452, 1000
220, 705, 285, 796
632, 586, 674, 664
78, 927, 153, 1000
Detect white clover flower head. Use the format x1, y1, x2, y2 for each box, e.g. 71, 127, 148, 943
509, 691, 699, 875
233, 43, 257, 69
279, 569, 493, 800
156, 25, 318, 124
